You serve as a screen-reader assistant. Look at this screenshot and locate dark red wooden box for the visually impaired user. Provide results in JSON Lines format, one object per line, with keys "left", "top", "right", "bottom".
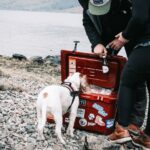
{"left": 48, "top": 50, "right": 126, "bottom": 135}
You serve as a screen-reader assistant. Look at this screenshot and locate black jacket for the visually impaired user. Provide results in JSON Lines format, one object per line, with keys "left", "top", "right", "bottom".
{"left": 78, "top": 0, "right": 132, "bottom": 50}
{"left": 79, "top": 0, "right": 150, "bottom": 50}
{"left": 122, "top": 0, "right": 150, "bottom": 44}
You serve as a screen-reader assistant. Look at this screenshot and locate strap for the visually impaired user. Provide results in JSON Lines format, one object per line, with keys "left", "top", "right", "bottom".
{"left": 66, "top": 93, "right": 77, "bottom": 113}
{"left": 61, "top": 82, "right": 74, "bottom": 93}
{"left": 61, "top": 82, "right": 80, "bottom": 112}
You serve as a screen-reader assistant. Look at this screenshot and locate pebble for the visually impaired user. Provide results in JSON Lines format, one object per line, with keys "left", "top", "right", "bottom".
{"left": 25, "top": 125, "right": 35, "bottom": 133}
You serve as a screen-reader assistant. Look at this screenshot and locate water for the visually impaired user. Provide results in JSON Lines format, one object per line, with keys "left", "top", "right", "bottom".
{"left": 0, "top": 10, "right": 126, "bottom": 58}
{"left": 0, "top": 10, "right": 91, "bottom": 57}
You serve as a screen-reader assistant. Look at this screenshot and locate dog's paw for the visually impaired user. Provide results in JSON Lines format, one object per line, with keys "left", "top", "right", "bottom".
{"left": 60, "top": 139, "right": 66, "bottom": 145}
{"left": 70, "top": 133, "right": 74, "bottom": 138}
{"left": 37, "top": 134, "right": 45, "bottom": 141}
{"left": 66, "top": 128, "right": 70, "bottom": 135}
{"left": 66, "top": 128, "right": 74, "bottom": 137}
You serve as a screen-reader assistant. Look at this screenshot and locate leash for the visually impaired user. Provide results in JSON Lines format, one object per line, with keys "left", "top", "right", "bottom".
{"left": 61, "top": 82, "right": 80, "bottom": 112}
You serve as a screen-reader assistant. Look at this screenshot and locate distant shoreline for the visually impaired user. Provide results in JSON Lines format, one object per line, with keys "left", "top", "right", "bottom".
{"left": 0, "top": 0, "right": 80, "bottom": 13}
{"left": 0, "top": 6, "right": 82, "bottom": 14}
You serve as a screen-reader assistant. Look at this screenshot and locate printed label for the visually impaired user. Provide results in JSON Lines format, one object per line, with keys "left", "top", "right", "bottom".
{"left": 69, "top": 68, "right": 76, "bottom": 74}
{"left": 47, "top": 114, "right": 54, "bottom": 120}
{"left": 69, "top": 58, "right": 76, "bottom": 75}
{"left": 87, "top": 122, "right": 96, "bottom": 126}
{"left": 79, "top": 119, "right": 87, "bottom": 127}
{"left": 80, "top": 99, "right": 86, "bottom": 106}
{"left": 106, "top": 119, "right": 115, "bottom": 128}
{"left": 65, "top": 118, "right": 69, "bottom": 123}
{"left": 88, "top": 113, "right": 95, "bottom": 121}
{"left": 92, "top": 103, "right": 108, "bottom": 117}
{"left": 69, "top": 58, "right": 76, "bottom": 68}
{"left": 77, "top": 108, "right": 85, "bottom": 118}
{"left": 95, "top": 115, "right": 105, "bottom": 126}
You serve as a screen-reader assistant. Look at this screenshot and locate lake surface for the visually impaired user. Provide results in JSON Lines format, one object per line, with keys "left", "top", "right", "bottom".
{"left": 0, "top": 10, "right": 126, "bottom": 58}
{"left": 0, "top": 10, "right": 91, "bottom": 57}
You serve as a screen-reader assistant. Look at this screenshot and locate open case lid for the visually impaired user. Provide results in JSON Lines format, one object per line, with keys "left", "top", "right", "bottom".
{"left": 61, "top": 50, "right": 126, "bottom": 90}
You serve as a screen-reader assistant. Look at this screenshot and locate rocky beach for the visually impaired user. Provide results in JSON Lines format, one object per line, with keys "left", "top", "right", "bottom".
{"left": 0, "top": 54, "right": 145, "bottom": 150}
{"left": 0, "top": 55, "right": 106, "bottom": 150}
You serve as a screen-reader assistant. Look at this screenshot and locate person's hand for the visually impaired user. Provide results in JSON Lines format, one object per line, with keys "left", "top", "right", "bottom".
{"left": 108, "top": 38, "right": 124, "bottom": 50}
{"left": 93, "top": 44, "right": 107, "bottom": 57}
{"left": 109, "top": 32, "right": 129, "bottom": 50}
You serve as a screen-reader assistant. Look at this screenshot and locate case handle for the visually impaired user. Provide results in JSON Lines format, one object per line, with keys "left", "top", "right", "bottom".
{"left": 106, "top": 45, "right": 118, "bottom": 56}
{"left": 73, "top": 41, "right": 80, "bottom": 52}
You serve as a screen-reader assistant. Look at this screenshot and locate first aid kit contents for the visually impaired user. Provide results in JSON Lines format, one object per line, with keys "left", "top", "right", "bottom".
{"left": 89, "top": 85, "right": 113, "bottom": 95}
{"left": 48, "top": 50, "right": 126, "bottom": 135}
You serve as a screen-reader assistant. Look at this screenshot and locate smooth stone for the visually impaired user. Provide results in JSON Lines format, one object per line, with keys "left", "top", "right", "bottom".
{"left": 12, "top": 54, "right": 27, "bottom": 61}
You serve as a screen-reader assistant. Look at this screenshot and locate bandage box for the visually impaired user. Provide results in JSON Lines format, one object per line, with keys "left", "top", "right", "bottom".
{"left": 47, "top": 50, "right": 126, "bottom": 135}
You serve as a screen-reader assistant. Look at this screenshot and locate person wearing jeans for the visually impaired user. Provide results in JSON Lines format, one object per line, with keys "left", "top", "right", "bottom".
{"left": 108, "top": 0, "right": 150, "bottom": 149}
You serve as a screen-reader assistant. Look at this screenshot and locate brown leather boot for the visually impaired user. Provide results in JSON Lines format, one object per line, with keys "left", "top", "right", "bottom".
{"left": 132, "top": 133, "right": 150, "bottom": 150}
{"left": 108, "top": 123, "right": 132, "bottom": 144}
{"left": 128, "top": 123, "right": 143, "bottom": 136}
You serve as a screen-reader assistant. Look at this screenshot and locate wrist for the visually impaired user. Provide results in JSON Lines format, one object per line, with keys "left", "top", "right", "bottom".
{"left": 93, "top": 43, "right": 102, "bottom": 53}
{"left": 119, "top": 33, "right": 129, "bottom": 44}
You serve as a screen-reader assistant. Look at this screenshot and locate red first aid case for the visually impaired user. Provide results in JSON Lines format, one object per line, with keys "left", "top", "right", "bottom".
{"left": 48, "top": 50, "right": 126, "bottom": 135}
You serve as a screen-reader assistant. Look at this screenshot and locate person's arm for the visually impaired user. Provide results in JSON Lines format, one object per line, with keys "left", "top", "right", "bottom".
{"left": 78, "top": 0, "right": 103, "bottom": 50}
{"left": 78, "top": 0, "right": 107, "bottom": 56}
{"left": 82, "top": 9, "right": 103, "bottom": 51}
{"left": 83, "top": 10, "right": 107, "bottom": 56}
{"left": 122, "top": 0, "right": 150, "bottom": 40}
{"left": 109, "top": 0, "right": 150, "bottom": 50}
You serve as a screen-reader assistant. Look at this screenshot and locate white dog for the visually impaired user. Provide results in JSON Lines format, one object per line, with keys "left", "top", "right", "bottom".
{"left": 36, "top": 72, "right": 88, "bottom": 144}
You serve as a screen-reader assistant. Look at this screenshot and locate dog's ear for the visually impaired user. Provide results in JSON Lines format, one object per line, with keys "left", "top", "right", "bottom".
{"left": 79, "top": 73, "right": 83, "bottom": 78}
{"left": 80, "top": 73, "right": 87, "bottom": 80}
{"left": 79, "top": 73, "right": 86, "bottom": 78}
{"left": 64, "top": 73, "right": 75, "bottom": 82}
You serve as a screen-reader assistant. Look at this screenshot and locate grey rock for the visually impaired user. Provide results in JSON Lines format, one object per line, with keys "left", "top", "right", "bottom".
{"left": 103, "top": 144, "right": 121, "bottom": 150}
{"left": 25, "top": 125, "right": 35, "bottom": 133}
{"left": 0, "top": 117, "right": 4, "bottom": 123}
{"left": 52, "top": 55, "right": 60, "bottom": 65}
{"left": 0, "top": 142, "right": 5, "bottom": 150}
{"left": 0, "top": 112, "right": 3, "bottom": 118}
{"left": 14, "top": 145, "right": 25, "bottom": 150}
{"left": 27, "top": 137, "right": 36, "bottom": 143}
{"left": 26, "top": 143, "right": 36, "bottom": 150}
{"left": 44, "top": 55, "right": 54, "bottom": 61}
{"left": 123, "top": 141, "right": 141, "bottom": 149}
{"left": 30, "top": 56, "right": 44, "bottom": 64}
{"left": 44, "top": 55, "right": 60, "bottom": 66}
{"left": 47, "top": 147, "right": 53, "bottom": 150}
{"left": 30, "top": 134, "right": 37, "bottom": 139}
{"left": 12, "top": 54, "right": 27, "bottom": 61}
{"left": 2, "top": 111, "right": 7, "bottom": 116}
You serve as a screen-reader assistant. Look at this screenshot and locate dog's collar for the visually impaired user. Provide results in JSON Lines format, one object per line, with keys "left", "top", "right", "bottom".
{"left": 61, "top": 82, "right": 80, "bottom": 112}
{"left": 61, "top": 82, "right": 80, "bottom": 96}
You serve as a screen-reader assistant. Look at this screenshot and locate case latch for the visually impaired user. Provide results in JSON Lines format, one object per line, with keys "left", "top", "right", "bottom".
{"left": 102, "top": 56, "right": 109, "bottom": 74}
